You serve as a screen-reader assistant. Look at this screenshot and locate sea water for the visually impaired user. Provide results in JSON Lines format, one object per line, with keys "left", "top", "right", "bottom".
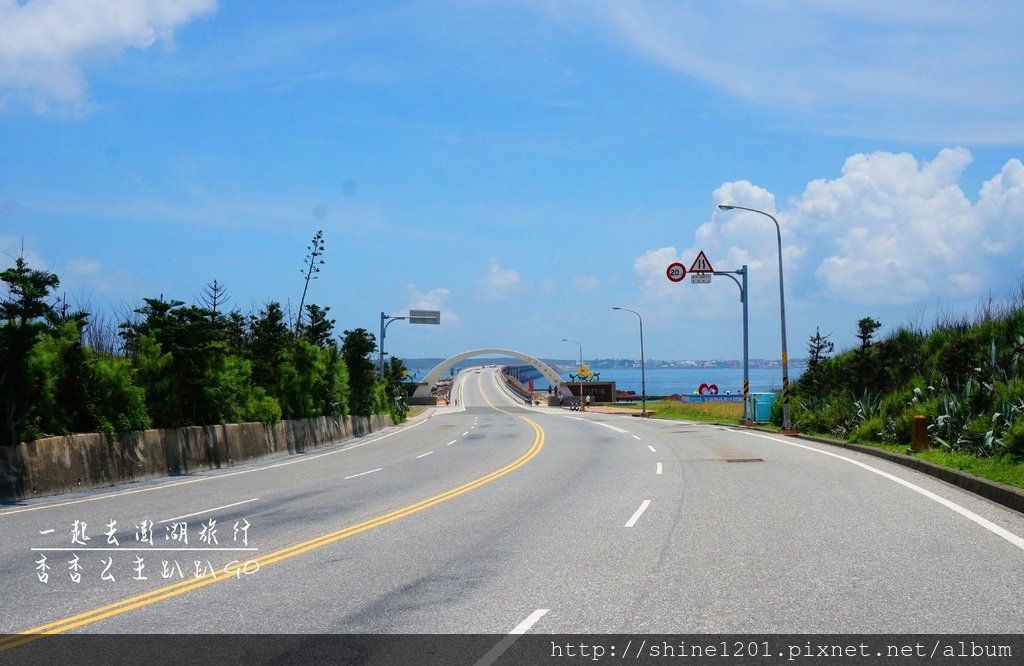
{"left": 556, "top": 366, "right": 804, "bottom": 396}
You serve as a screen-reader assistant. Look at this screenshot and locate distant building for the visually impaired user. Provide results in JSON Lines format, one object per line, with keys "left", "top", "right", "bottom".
{"left": 563, "top": 381, "right": 616, "bottom": 404}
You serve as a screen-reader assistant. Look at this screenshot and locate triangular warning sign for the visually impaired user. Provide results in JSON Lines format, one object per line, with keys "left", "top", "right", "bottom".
{"left": 689, "top": 250, "right": 714, "bottom": 274}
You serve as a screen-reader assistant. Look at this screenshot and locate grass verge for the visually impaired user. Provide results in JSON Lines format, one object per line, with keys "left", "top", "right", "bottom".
{"left": 845, "top": 440, "right": 1024, "bottom": 490}
{"left": 609, "top": 400, "right": 744, "bottom": 424}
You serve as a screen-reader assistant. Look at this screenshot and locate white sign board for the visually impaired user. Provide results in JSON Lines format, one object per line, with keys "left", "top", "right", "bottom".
{"left": 691, "top": 273, "right": 711, "bottom": 284}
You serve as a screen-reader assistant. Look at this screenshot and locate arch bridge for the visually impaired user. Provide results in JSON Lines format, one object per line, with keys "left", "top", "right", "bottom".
{"left": 411, "top": 348, "right": 570, "bottom": 399}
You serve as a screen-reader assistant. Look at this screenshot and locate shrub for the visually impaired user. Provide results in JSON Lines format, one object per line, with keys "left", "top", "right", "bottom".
{"left": 92, "top": 355, "right": 150, "bottom": 434}
{"left": 1004, "top": 419, "right": 1024, "bottom": 459}
{"left": 850, "top": 416, "right": 885, "bottom": 444}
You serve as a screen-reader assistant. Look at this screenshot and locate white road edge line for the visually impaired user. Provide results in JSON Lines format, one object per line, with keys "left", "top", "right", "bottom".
{"left": 732, "top": 428, "right": 1024, "bottom": 552}
{"left": 158, "top": 497, "right": 260, "bottom": 524}
{"left": 343, "top": 468, "right": 382, "bottom": 480}
{"left": 416, "top": 451, "right": 434, "bottom": 459}
{"left": 656, "top": 462, "right": 663, "bottom": 475}
{"left": 565, "top": 415, "right": 630, "bottom": 434}
{"left": 474, "top": 609, "right": 550, "bottom": 666}
{"left": 624, "top": 499, "right": 652, "bottom": 528}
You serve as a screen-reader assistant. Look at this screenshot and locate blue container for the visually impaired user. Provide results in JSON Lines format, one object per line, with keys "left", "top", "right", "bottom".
{"left": 751, "top": 393, "right": 777, "bottom": 423}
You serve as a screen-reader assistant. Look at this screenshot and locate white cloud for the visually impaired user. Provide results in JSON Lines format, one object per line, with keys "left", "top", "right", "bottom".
{"left": 641, "top": 148, "right": 1024, "bottom": 311}
{"left": 632, "top": 243, "right": 754, "bottom": 325}
{"left": 584, "top": 1, "right": 1024, "bottom": 142}
{"left": 977, "top": 158, "right": 1024, "bottom": 254}
{"left": 0, "top": 0, "right": 217, "bottom": 113}
{"left": 633, "top": 246, "right": 685, "bottom": 302}
{"left": 799, "top": 149, "right": 981, "bottom": 304}
{"left": 405, "top": 283, "right": 457, "bottom": 325}
{"left": 475, "top": 257, "right": 521, "bottom": 302}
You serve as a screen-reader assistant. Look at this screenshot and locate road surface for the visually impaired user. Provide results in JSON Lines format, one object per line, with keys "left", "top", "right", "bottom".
{"left": 2, "top": 366, "right": 1023, "bottom": 660}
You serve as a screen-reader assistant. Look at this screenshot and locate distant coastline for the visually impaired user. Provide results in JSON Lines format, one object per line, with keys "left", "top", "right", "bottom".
{"left": 404, "top": 356, "right": 807, "bottom": 371}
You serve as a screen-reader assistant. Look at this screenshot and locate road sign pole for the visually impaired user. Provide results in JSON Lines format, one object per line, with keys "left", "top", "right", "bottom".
{"left": 711, "top": 266, "right": 750, "bottom": 421}
{"left": 379, "top": 309, "right": 441, "bottom": 376}
{"left": 718, "top": 204, "right": 793, "bottom": 431}
{"left": 380, "top": 312, "right": 406, "bottom": 377}
{"left": 741, "top": 265, "right": 750, "bottom": 422}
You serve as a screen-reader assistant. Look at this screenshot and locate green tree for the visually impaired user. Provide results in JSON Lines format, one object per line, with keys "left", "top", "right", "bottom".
{"left": 301, "top": 304, "right": 335, "bottom": 348}
{"left": 800, "top": 326, "right": 835, "bottom": 397}
{"left": 0, "top": 257, "right": 59, "bottom": 328}
{"left": 27, "top": 320, "right": 98, "bottom": 437}
{"left": 382, "top": 356, "right": 409, "bottom": 422}
{"left": 91, "top": 354, "right": 151, "bottom": 436}
{"left": 856, "top": 317, "right": 882, "bottom": 350}
{"left": 342, "top": 328, "right": 377, "bottom": 417}
{"left": 1, "top": 257, "right": 61, "bottom": 445}
{"left": 121, "top": 297, "right": 251, "bottom": 426}
{"left": 247, "top": 302, "right": 291, "bottom": 391}
{"left": 321, "top": 343, "right": 350, "bottom": 417}
{"left": 129, "top": 332, "right": 178, "bottom": 427}
{"left": 850, "top": 317, "right": 883, "bottom": 394}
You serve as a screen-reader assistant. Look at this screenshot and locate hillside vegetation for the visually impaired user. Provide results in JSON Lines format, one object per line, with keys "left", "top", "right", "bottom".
{"left": 784, "top": 297, "right": 1024, "bottom": 463}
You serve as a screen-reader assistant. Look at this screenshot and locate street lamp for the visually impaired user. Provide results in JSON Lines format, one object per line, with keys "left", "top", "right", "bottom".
{"left": 379, "top": 309, "right": 441, "bottom": 377}
{"left": 562, "top": 337, "right": 584, "bottom": 411}
{"left": 717, "top": 204, "right": 794, "bottom": 431}
{"left": 612, "top": 307, "right": 647, "bottom": 416}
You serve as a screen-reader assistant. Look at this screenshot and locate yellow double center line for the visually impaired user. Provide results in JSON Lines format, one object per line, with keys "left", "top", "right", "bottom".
{"left": 1, "top": 416, "right": 545, "bottom": 651}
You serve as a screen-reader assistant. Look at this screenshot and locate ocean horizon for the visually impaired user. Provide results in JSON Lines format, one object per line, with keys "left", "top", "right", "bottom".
{"left": 406, "top": 362, "right": 803, "bottom": 396}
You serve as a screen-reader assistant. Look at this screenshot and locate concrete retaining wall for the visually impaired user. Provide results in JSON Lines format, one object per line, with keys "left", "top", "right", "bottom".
{"left": 0, "top": 414, "right": 392, "bottom": 501}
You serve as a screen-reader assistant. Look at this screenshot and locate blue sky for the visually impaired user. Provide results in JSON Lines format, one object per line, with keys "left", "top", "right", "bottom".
{"left": 3, "top": 1, "right": 1024, "bottom": 363}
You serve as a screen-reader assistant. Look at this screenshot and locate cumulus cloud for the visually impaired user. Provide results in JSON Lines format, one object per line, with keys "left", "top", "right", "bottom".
{"left": 976, "top": 159, "right": 1024, "bottom": 254}
{"left": 799, "top": 148, "right": 981, "bottom": 304}
{"left": 405, "top": 283, "right": 457, "bottom": 325}
{"left": 0, "top": 0, "right": 217, "bottom": 113}
{"left": 636, "top": 148, "right": 1024, "bottom": 310}
{"left": 633, "top": 246, "right": 685, "bottom": 302}
{"left": 475, "top": 258, "right": 521, "bottom": 302}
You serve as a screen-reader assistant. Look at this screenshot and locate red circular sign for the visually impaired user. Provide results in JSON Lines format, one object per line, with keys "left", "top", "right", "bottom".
{"left": 666, "top": 262, "right": 687, "bottom": 282}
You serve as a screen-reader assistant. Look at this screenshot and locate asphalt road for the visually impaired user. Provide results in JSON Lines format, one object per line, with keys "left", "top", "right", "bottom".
{"left": 2, "top": 366, "right": 1024, "bottom": 654}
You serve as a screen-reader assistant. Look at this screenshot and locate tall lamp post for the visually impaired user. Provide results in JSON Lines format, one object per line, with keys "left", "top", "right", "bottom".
{"left": 379, "top": 309, "right": 441, "bottom": 377}
{"left": 379, "top": 312, "right": 406, "bottom": 377}
{"left": 612, "top": 306, "right": 647, "bottom": 416}
{"left": 562, "top": 337, "right": 584, "bottom": 411}
{"left": 717, "top": 204, "right": 794, "bottom": 431}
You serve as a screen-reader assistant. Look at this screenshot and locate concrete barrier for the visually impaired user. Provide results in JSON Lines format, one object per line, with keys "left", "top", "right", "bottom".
{"left": 115, "top": 429, "right": 170, "bottom": 484}
{"left": 0, "top": 413, "right": 394, "bottom": 501}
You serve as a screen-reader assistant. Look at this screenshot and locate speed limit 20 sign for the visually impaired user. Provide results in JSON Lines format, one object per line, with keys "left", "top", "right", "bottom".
{"left": 666, "top": 262, "right": 687, "bottom": 282}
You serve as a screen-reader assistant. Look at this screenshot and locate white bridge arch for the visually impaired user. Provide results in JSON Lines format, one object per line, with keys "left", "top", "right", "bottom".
{"left": 411, "top": 348, "right": 570, "bottom": 399}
